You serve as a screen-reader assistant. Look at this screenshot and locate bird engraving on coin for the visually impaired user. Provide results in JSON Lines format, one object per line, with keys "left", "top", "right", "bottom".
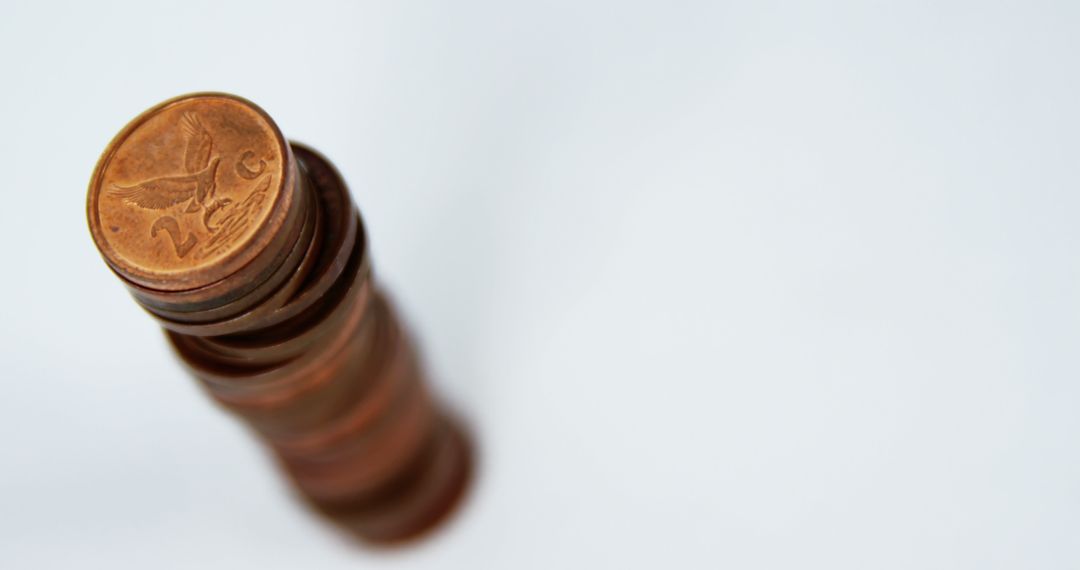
{"left": 108, "top": 112, "right": 272, "bottom": 259}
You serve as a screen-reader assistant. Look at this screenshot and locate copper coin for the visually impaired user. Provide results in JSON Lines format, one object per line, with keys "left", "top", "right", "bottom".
{"left": 279, "top": 350, "right": 436, "bottom": 502}
{"left": 170, "top": 266, "right": 380, "bottom": 429}
{"left": 120, "top": 157, "right": 307, "bottom": 314}
{"left": 146, "top": 180, "right": 320, "bottom": 326}
{"left": 238, "top": 145, "right": 361, "bottom": 333}
{"left": 315, "top": 416, "right": 472, "bottom": 543}
{"left": 278, "top": 328, "right": 438, "bottom": 500}
{"left": 188, "top": 221, "right": 368, "bottom": 368}
{"left": 88, "top": 93, "right": 299, "bottom": 294}
{"left": 183, "top": 264, "right": 367, "bottom": 369}
{"left": 267, "top": 305, "right": 415, "bottom": 456}
{"left": 188, "top": 310, "right": 379, "bottom": 436}
{"left": 167, "top": 231, "right": 372, "bottom": 381}
{"left": 172, "top": 285, "right": 380, "bottom": 436}
{"left": 282, "top": 386, "right": 436, "bottom": 505}
{"left": 146, "top": 150, "right": 361, "bottom": 336}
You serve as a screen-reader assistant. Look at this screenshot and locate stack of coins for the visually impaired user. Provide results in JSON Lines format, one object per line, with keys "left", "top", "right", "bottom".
{"left": 86, "top": 93, "right": 470, "bottom": 543}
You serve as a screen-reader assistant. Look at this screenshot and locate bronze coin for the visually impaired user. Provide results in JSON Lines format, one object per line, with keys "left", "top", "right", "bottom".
{"left": 170, "top": 265, "right": 380, "bottom": 426}
{"left": 237, "top": 145, "right": 361, "bottom": 334}
{"left": 314, "top": 416, "right": 472, "bottom": 543}
{"left": 88, "top": 93, "right": 298, "bottom": 293}
{"left": 167, "top": 229, "right": 372, "bottom": 377}
{"left": 280, "top": 365, "right": 436, "bottom": 503}
{"left": 146, "top": 179, "right": 320, "bottom": 326}
{"left": 146, "top": 150, "right": 361, "bottom": 336}
{"left": 267, "top": 308, "right": 414, "bottom": 456}
{"left": 183, "top": 265, "right": 367, "bottom": 369}
{"left": 175, "top": 287, "right": 380, "bottom": 437}
{"left": 120, "top": 157, "right": 308, "bottom": 314}
{"left": 148, "top": 179, "right": 321, "bottom": 329}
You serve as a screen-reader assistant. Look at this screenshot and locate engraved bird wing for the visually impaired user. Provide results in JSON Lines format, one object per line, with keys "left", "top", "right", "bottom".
{"left": 109, "top": 175, "right": 198, "bottom": 210}
{"left": 180, "top": 112, "right": 212, "bottom": 174}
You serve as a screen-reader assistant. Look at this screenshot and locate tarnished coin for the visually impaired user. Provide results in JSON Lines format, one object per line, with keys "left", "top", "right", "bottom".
{"left": 88, "top": 93, "right": 296, "bottom": 292}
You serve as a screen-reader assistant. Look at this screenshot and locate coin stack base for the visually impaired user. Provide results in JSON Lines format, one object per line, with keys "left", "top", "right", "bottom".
{"left": 87, "top": 93, "right": 471, "bottom": 544}
{"left": 307, "top": 417, "right": 473, "bottom": 543}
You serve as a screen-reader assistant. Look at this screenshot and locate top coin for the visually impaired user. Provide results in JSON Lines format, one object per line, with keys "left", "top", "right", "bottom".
{"left": 88, "top": 93, "right": 291, "bottom": 291}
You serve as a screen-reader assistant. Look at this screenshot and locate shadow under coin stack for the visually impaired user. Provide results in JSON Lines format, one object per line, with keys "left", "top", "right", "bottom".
{"left": 86, "top": 93, "right": 470, "bottom": 543}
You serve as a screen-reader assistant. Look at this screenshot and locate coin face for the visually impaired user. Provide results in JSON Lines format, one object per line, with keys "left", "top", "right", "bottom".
{"left": 88, "top": 93, "right": 289, "bottom": 291}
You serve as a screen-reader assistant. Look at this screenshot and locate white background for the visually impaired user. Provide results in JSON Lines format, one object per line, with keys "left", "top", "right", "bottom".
{"left": 1, "top": 1, "right": 1078, "bottom": 568}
